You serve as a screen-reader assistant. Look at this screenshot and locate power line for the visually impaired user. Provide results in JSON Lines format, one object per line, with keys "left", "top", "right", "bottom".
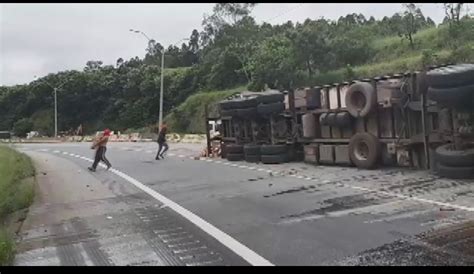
{"left": 263, "top": 4, "right": 305, "bottom": 23}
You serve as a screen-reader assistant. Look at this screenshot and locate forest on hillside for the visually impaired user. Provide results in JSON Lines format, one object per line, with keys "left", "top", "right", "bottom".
{"left": 1, "top": 3, "right": 472, "bottom": 136}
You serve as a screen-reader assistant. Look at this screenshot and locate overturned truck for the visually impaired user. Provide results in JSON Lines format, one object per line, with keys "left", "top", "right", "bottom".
{"left": 213, "top": 64, "right": 474, "bottom": 179}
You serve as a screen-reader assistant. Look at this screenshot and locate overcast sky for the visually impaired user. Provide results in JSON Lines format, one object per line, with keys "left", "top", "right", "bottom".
{"left": 0, "top": 3, "right": 469, "bottom": 86}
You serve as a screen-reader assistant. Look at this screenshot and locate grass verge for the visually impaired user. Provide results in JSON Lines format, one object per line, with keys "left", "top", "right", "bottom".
{"left": 0, "top": 145, "right": 35, "bottom": 265}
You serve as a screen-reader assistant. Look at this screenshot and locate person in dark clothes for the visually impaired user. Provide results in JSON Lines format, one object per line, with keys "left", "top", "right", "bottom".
{"left": 156, "top": 124, "right": 169, "bottom": 160}
{"left": 88, "top": 128, "right": 112, "bottom": 171}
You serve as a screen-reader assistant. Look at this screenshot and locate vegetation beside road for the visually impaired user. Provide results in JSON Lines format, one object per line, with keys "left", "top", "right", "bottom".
{"left": 0, "top": 3, "right": 472, "bottom": 134}
{"left": 0, "top": 146, "right": 35, "bottom": 265}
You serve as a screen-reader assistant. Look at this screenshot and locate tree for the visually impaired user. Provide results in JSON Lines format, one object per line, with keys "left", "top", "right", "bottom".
{"left": 398, "top": 3, "right": 424, "bottom": 49}
{"left": 444, "top": 3, "right": 464, "bottom": 25}
{"left": 13, "top": 118, "right": 33, "bottom": 137}
{"left": 84, "top": 60, "right": 103, "bottom": 71}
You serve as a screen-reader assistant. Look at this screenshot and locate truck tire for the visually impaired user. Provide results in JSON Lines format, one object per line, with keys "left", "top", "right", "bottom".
{"left": 245, "top": 155, "right": 260, "bottom": 163}
{"left": 235, "top": 107, "right": 257, "bottom": 118}
{"left": 220, "top": 109, "right": 237, "bottom": 117}
{"left": 219, "top": 100, "right": 238, "bottom": 110}
{"left": 260, "top": 144, "right": 287, "bottom": 155}
{"left": 325, "top": 113, "right": 337, "bottom": 127}
{"left": 226, "top": 144, "right": 244, "bottom": 154}
{"left": 255, "top": 93, "right": 285, "bottom": 104}
{"left": 235, "top": 97, "right": 259, "bottom": 108}
{"left": 427, "top": 83, "right": 474, "bottom": 110}
{"left": 244, "top": 144, "right": 261, "bottom": 155}
{"left": 261, "top": 153, "right": 288, "bottom": 164}
{"left": 349, "top": 133, "right": 381, "bottom": 169}
{"left": 435, "top": 144, "right": 474, "bottom": 167}
{"left": 437, "top": 163, "right": 474, "bottom": 179}
{"left": 427, "top": 64, "right": 474, "bottom": 88}
{"left": 319, "top": 113, "right": 329, "bottom": 126}
{"left": 257, "top": 102, "right": 285, "bottom": 115}
{"left": 336, "top": 111, "right": 352, "bottom": 128}
{"left": 345, "top": 82, "right": 376, "bottom": 118}
{"left": 227, "top": 153, "right": 244, "bottom": 162}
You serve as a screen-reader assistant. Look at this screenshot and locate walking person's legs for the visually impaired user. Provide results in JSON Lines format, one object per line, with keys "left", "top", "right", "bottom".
{"left": 89, "top": 147, "right": 103, "bottom": 171}
{"left": 156, "top": 142, "right": 163, "bottom": 160}
{"left": 160, "top": 142, "right": 169, "bottom": 158}
{"left": 100, "top": 147, "right": 112, "bottom": 169}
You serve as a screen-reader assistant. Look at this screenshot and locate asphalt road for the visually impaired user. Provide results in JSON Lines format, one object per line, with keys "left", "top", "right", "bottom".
{"left": 11, "top": 142, "right": 474, "bottom": 266}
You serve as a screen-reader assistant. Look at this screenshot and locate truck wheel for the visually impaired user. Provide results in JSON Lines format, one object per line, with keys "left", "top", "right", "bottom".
{"left": 220, "top": 109, "right": 237, "bottom": 117}
{"left": 437, "top": 163, "right": 474, "bottom": 179}
{"left": 325, "top": 113, "right": 337, "bottom": 127}
{"left": 319, "top": 113, "right": 329, "bottom": 126}
{"left": 255, "top": 93, "right": 285, "bottom": 104}
{"left": 335, "top": 112, "right": 353, "bottom": 128}
{"left": 427, "top": 83, "right": 474, "bottom": 110}
{"left": 435, "top": 144, "right": 474, "bottom": 167}
{"left": 260, "top": 144, "right": 287, "bottom": 155}
{"left": 427, "top": 64, "right": 474, "bottom": 88}
{"left": 234, "top": 97, "right": 258, "bottom": 108}
{"left": 345, "top": 82, "right": 376, "bottom": 118}
{"left": 227, "top": 153, "right": 244, "bottom": 162}
{"left": 349, "top": 133, "right": 381, "bottom": 169}
{"left": 261, "top": 153, "right": 288, "bottom": 164}
{"left": 257, "top": 102, "right": 285, "bottom": 115}
{"left": 245, "top": 155, "right": 261, "bottom": 163}
{"left": 226, "top": 144, "right": 244, "bottom": 154}
{"left": 244, "top": 144, "right": 261, "bottom": 155}
{"left": 219, "top": 100, "right": 238, "bottom": 110}
{"left": 235, "top": 107, "right": 257, "bottom": 118}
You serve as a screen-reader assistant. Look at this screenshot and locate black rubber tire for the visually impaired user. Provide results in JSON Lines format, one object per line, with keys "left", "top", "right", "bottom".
{"left": 319, "top": 113, "right": 329, "bottom": 126}
{"left": 349, "top": 133, "right": 381, "bottom": 169}
{"left": 219, "top": 100, "right": 238, "bottom": 110}
{"left": 260, "top": 144, "right": 287, "bottom": 155}
{"left": 220, "top": 109, "right": 237, "bottom": 117}
{"left": 255, "top": 93, "right": 285, "bottom": 104}
{"left": 437, "top": 163, "right": 474, "bottom": 179}
{"left": 226, "top": 144, "right": 244, "bottom": 154}
{"left": 235, "top": 107, "right": 257, "bottom": 118}
{"left": 325, "top": 113, "right": 337, "bottom": 127}
{"left": 235, "top": 97, "right": 259, "bottom": 108}
{"left": 227, "top": 153, "right": 244, "bottom": 162}
{"left": 427, "top": 83, "right": 474, "bottom": 110}
{"left": 336, "top": 111, "right": 353, "bottom": 128}
{"left": 435, "top": 144, "right": 474, "bottom": 167}
{"left": 427, "top": 64, "right": 474, "bottom": 88}
{"left": 245, "top": 155, "right": 261, "bottom": 163}
{"left": 257, "top": 102, "right": 285, "bottom": 115}
{"left": 244, "top": 144, "right": 261, "bottom": 155}
{"left": 261, "top": 153, "right": 288, "bottom": 164}
{"left": 345, "top": 82, "right": 377, "bottom": 118}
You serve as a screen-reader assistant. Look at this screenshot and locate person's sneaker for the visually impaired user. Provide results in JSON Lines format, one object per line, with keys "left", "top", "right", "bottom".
{"left": 106, "top": 164, "right": 112, "bottom": 170}
{"left": 88, "top": 167, "right": 96, "bottom": 172}
{"left": 160, "top": 154, "right": 165, "bottom": 159}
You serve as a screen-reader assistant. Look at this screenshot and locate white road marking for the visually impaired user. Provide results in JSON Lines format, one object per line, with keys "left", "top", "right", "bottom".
{"left": 178, "top": 155, "right": 185, "bottom": 158}
{"left": 215, "top": 161, "right": 222, "bottom": 164}
{"left": 257, "top": 168, "right": 266, "bottom": 172}
{"left": 247, "top": 167, "right": 256, "bottom": 170}
{"left": 63, "top": 152, "right": 273, "bottom": 266}
{"left": 146, "top": 150, "right": 154, "bottom": 153}
{"left": 168, "top": 153, "right": 176, "bottom": 156}
{"left": 53, "top": 150, "right": 60, "bottom": 153}
{"left": 238, "top": 165, "right": 248, "bottom": 169}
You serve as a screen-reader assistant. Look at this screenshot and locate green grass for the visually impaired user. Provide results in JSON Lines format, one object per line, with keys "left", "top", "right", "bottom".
{"left": 0, "top": 145, "right": 35, "bottom": 265}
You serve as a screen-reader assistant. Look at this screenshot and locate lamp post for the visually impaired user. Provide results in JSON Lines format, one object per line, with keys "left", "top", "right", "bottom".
{"left": 34, "top": 76, "right": 68, "bottom": 138}
{"left": 129, "top": 29, "right": 188, "bottom": 127}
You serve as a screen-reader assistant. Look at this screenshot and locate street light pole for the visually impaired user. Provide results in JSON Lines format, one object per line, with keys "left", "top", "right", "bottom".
{"left": 129, "top": 29, "right": 188, "bottom": 127}
{"left": 159, "top": 49, "right": 165, "bottom": 127}
{"left": 34, "top": 76, "right": 67, "bottom": 138}
{"left": 54, "top": 87, "right": 58, "bottom": 138}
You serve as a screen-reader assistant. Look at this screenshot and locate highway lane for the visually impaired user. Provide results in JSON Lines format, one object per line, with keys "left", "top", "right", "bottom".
{"left": 13, "top": 142, "right": 474, "bottom": 265}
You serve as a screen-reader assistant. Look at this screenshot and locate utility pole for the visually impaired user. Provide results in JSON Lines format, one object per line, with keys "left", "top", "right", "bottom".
{"left": 129, "top": 29, "right": 188, "bottom": 127}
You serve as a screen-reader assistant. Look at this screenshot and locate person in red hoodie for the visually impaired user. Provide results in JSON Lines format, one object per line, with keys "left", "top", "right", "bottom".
{"left": 88, "top": 128, "right": 112, "bottom": 172}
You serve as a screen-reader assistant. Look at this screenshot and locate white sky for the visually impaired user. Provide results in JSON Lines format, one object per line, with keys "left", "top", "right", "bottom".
{"left": 0, "top": 3, "right": 468, "bottom": 86}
